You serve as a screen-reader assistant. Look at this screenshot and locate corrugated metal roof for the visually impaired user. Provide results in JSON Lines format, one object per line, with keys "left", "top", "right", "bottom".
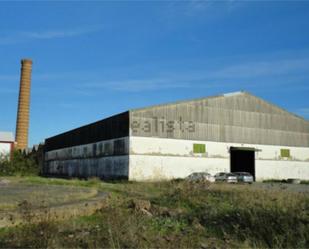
{"left": 130, "top": 92, "right": 309, "bottom": 147}
{"left": 129, "top": 91, "right": 236, "bottom": 112}
{"left": 0, "top": 131, "right": 14, "bottom": 142}
{"left": 130, "top": 91, "right": 308, "bottom": 122}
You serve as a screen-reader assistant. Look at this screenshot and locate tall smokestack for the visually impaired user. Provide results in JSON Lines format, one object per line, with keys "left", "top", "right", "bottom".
{"left": 15, "top": 59, "right": 32, "bottom": 150}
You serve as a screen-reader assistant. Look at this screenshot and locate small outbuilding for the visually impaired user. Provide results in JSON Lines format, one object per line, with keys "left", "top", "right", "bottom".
{"left": 43, "top": 92, "right": 309, "bottom": 181}
{"left": 0, "top": 132, "right": 15, "bottom": 160}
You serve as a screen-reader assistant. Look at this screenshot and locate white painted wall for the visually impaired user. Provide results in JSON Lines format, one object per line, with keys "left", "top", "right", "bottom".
{"left": 129, "top": 136, "right": 309, "bottom": 181}
{"left": 256, "top": 160, "right": 309, "bottom": 180}
{"left": 129, "top": 155, "right": 228, "bottom": 181}
{"left": 0, "top": 143, "right": 11, "bottom": 160}
{"left": 44, "top": 135, "right": 309, "bottom": 181}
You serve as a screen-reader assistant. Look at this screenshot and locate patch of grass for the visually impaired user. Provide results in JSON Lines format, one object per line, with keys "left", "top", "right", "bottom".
{"left": 148, "top": 216, "right": 188, "bottom": 234}
{"left": 0, "top": 199, "right": 59, "bottom": 248}
{"left": 0, "top": 178, "right": 308, "bottom": 248}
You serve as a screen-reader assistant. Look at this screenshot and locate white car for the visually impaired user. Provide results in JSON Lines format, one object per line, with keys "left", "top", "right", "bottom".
{"left": 186, "top": 172, "right": 215, "bottom": 182}
{"left": 214, "top": 172, "right": 238, "bottom": 183}
{"left": 233, "top": 172, "right": 254, "bottom": 184}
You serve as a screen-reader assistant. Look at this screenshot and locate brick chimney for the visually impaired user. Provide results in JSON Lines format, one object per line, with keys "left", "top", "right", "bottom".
{"left": 15, "top": 59, "right": 32, "bottom": 150}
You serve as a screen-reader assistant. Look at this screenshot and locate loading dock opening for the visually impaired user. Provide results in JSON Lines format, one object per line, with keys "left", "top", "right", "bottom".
{"left": 230, "top": 147, "right": 256, "bottom": 180}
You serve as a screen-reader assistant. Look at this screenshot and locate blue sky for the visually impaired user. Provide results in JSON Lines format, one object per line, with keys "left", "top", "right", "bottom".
{"left": 0, "top": 1, "right": 309, "bottom": 146}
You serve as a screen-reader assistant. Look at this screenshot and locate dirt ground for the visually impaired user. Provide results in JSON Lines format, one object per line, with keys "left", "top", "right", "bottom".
{"left": 253, "top": 182, "right": 309, "bottom": 193}
{"left": 0, "top": 181, "right": 98, "bottom": 211}
{"left": 0, "top": 178, "right": 107, "bottom": 228}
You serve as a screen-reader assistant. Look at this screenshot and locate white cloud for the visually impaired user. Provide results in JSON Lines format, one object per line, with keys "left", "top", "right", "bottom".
{"left": 80, "top": 78, "right": 191, "bottom": 92}
{"left": 0, "top": 25, "right": 102, "bottom": 45}
{"left": 296, "top": 108, "right": 309, "bottom": 118}
{"left": 185, "top": 1, "right": 215, "bottom": 15}
{"left": 210, "top": 58, "right": 309, "bottom": 79}
{"left": 3, "top": 52, "right": 308, "bottom": 94}
{"left": 163, "top": 0, "right": 243, "bottom": 23}
{"left": 83, "top": 56, "right": 309, "bottom": 92}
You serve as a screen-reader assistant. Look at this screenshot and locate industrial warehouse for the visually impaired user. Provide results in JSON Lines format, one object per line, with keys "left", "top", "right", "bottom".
{"left": 1, "top": 59, "right": 308, "bottom": 182}
{"left": 43, "top": 91, "right": 309, "bottom": 181}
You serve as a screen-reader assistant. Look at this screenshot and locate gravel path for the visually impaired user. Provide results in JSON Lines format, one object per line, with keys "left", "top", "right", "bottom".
{"left": 0, "top": 182, "right": 98, "bottom": 211}
{"left": 0, "top": 181, "right": 107, "bottom": 227}
{"left": 252, "top": 182, "right": 309, "bottom": 193}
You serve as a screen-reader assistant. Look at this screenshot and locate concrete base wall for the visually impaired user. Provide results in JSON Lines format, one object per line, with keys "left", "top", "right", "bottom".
{"left": 46, "top": 156, "right": 129, "bottom": 179}
{"left": 44, "top": 137, "right": 129, "bottom": 179}
{"left": 129, "top": 136, "right": 309, "bottom": 181}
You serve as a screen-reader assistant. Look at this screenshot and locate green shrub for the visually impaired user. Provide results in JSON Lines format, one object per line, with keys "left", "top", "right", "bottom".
{"left": 0, "top": 150, "right": 39, "bottom": 176}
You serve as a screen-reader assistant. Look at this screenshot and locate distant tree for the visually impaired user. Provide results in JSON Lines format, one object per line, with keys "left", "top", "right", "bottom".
{"left": 0, "top": 149, "right": 40, "bottom": 176}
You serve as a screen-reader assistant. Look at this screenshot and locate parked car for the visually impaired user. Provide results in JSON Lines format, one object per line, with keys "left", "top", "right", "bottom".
{"left": 233, "top": 172, "right": 254, "bottom": 184}
{"left": 214, "top": 172, "right": 238, "bottom": 183}
{"left": 186, "top": 172, "right": 215, "bottom": 182}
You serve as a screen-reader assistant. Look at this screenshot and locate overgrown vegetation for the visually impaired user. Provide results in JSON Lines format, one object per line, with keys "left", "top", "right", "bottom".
{"left": 0, "top": 177, "right": 308, "bottom": 248}
{"left": 0, "top": 150, "right": 40, "bottom": 176}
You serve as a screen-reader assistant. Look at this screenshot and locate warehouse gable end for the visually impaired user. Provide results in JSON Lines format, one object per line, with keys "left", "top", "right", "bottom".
{"left": 130, "top": 92, "right": 309, "bottom": 147}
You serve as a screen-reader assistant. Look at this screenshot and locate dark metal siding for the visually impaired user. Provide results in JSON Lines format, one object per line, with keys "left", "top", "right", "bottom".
{"left": 45, "top": 111, "right": 129, "bottom": 152}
